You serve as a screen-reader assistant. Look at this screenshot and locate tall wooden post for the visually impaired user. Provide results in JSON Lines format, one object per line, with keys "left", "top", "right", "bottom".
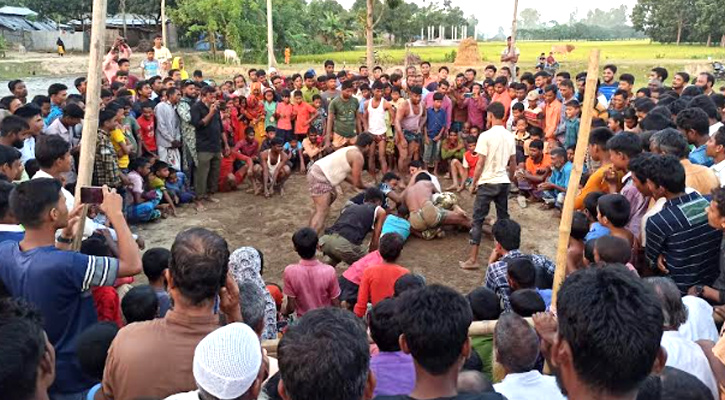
{"left": 161, "top": 0, "right": 167, "bottom": 46}
{"left": 72, "top": 0, "right": 108, "bottom": 248}
{"left": 509, "top": 0, "right": 519, "bottom": 82}
{"left": 551, "top": 49, "right": 601, "bottom": 306}
{"left": 267, "top": 0, "right": 277, "bottom": 69}
{"left": 120, "top": 0, "right": 127, "bottom": 38}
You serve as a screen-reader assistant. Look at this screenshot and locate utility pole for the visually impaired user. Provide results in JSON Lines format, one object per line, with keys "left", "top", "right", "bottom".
{"left": 161, "top": 0, "right": 167, "bottom": 46}
{"left": 267, "top": 0, "right": 278, "bottom": 69}
{"left": 120, "top": 0, "right": 127, "bottom": 38}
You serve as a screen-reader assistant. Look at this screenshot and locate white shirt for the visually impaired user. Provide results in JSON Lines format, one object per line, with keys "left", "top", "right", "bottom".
{"left": 165, "top": 390, "right": 199, "bottom": 400}
{"left": 640, "top": 187, "right": 696, "bottom": 245}
{"left": 20, "top": 136, "right": 35, "bottom": 164}
{"left": 709, "top": 121, "right": 723, "bottom": 136}
{"left": 493, "top": 370, "right": 566, "bottom": 400}
{"left": 474, "top": 125, "right": 516, "bottom": 185}
{"left": 710, "top": 159, "right": 725, "bottom": 187}
{"left": 660, "top": 330, "right": 718, "bottom": 399}
{"left": 679, "top": 296, "right": 719, "bottom": 342}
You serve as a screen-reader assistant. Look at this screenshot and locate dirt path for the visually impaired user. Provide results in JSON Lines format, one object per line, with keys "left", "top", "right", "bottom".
{"left": 134, "top": 174, "right": 560, "bottom": 294}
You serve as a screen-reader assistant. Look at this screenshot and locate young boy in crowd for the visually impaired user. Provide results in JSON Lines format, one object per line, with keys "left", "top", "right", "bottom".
{"left": 292, "top": 90, "right": 318, "bottom": 141}
{"left": 597, "top": 194, "right": 634, "bottom": 258}
{"left": 567, "top": 212, "right": 589, "bottom": 274}
{"left": 121, "top": 285, "right": 159, "bottom": 323}
{"left": 575, "top": 128, "right": 617, "bottom": 210}
{"left": 514, "top": 139, "right": 550, "bottom": 203}
{"left": 149, "top": 160, "right": 176, "bottom": 217}
{"left": 424, "top": 92, "right": 447, "bottom": 175}
{"left": 282, "top": 227, "right": 340, "bottom": 317}
{"left": 302, "top": 127, "right": 323, "bottom": 166}
{"left": 466, "top": 287, "right": 501, "bottom": 381}
{"left": 593, "top": 235, "right": 639, "bottom": 275}
{"left": 583, "top": 191, "right": 610, "bottom": 242}
{"left": 509, "top": 289, "right": 546, "bottom": 317}
{"left": 219, "top": 140, "right": 251, "bottom": 192}
{"left": 538, "top": 147, "right": 571, "bottom": 209}
{"left": 142, "top": 247, "right": 172, "bottom": 317}
{"left": 283, "top": 136, "right": 305, "bottom": 173}
{"left": 509, "top": 102, "right": 525, "bottom": 131}
{"left": 563, "top": 99, "right": 581, "bottom": 148}
{"left": 165, "top": 168, "right": 195, "bottom": 205}
{"left": 507, "top": 257, "right": 552, "bottom": 309}
{"left": 260, "top": 126, "right": 277, "bottom": 152}
{"left": 449, "top": 136, "right": 478, "bottom": 192}
{"left": 137, "top": 101, "right": 157, "bottom": 157}
{"left": 127, "top": 157, "right": 162, "bottom": 222}
{"left": 606, "top": 132, "right": 648, "bottom": 237}
{"left": 76, "top": 322, "right": 119, "bottom": 400}
{"left": 80, "top": 234, "right": 123, "bottom": 327}
{"left": 354, "top": 233, "right": 409, "bottom": 317}
{"left": 311, "top": 94, "right": 327, "bottom": 138}
{"left": 513, "top": 117, "right": 530, "bottom": 164}
{"left": 369, "top": 298, "right": 416, "bottom": 397}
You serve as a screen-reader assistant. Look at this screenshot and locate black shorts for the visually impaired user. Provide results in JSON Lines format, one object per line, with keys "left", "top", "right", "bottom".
{"left": 338, "top": 275, "right": 359, "bottom": 304}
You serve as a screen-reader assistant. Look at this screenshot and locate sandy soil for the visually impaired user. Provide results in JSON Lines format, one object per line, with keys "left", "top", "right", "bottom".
{"left": 134, "top": 174, "right": 560, "bottom": 294}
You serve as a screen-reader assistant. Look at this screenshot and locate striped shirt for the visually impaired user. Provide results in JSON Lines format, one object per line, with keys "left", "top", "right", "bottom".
{"left": 645, "top": 192, "right": 722, "bottom": 293}
{"left": 484, "top": 249, "right": 556, "bottom": 312}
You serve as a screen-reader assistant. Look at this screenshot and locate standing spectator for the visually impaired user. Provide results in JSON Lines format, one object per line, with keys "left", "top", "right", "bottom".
{"left": 325, "top": 80, "right": 359, "bottom": 150}
{"left": 460, "top": 102, "right": 516, "bottom": 270}
{"left": 574, "top": 128, "right": 616, "bottom": 210}
{"left": 424, "top": 81, "right": 453, "bottom": 129}
{"left": 605, "top": 132, "right": 649, "bottom": 237}
{"left": 543, "top": 85, "right": 562, "bottom": 143}
{"left": 493, "top": 313, "right": 565, "bottom": 399}
{"left": 229, "top": 247, "right": 278, "bottom": 340}
{"left": 14, "top": 105, "right": 45, "bottom": 165}
{"left": 177, "top": 80, "right": 199, "bottom": 178}
{"left": 155, "top": 87, "right": 182, "bottom": 170}
{"left": 707, "top": 126, "right": 725, "bottom": 185}
{"left": 650, "top": 128, "right": 718, "bottom": 196}
{"left": 152, "top": 34, "right": 172, "bottom": 67}
{"left": 8, "top": 79, "right": 28, "bottom": 104}
{"left": 677, "top": 107, "right": 713, "bottom": 167}
{"left": 102, "top": 38, "right": 132, "bottom": 84}
{"left": 500, "top": 36, "right": 520, "bottom": 79}
{"left": 282, "top": 227, "right": 340, "bottom": 317}
{"left": 92, "top": 110, "right": 124, "bottom": 189}
{"left": 644, "top": 155, "right": 721, "bottom": 293}
{"left": 137, "top": 101, "right": 157, "bottom": 156}
{"left": 102, "top": 228, "right": 240, "bottom": 400}
{"left": 45, "top": 83, "right": 68, "bottom": 126}
{"left": 387, "top": 285, "right": 505, "bottom": 400}
{"left": 534, "top": 267, "right": 665, "bottom": 400}
{"left": 0, "top": 179, "right": 140, "bottom": 400}
{"left": 140, "top": 49, "right": 160, "bottom": 80}
{"left": 191, "top": 86, "right": 229, "bottom": 202}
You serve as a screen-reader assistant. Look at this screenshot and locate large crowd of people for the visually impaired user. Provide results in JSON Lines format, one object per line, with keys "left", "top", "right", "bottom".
{"left": 2, "top": 33, "right": 725, "bottom": 400}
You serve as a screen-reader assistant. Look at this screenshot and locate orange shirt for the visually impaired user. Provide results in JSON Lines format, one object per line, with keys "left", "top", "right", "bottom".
{"left": 544, "top": 100, "right": 562, "bottom": 139}
{"left": 293, "top": 101, "right": 317, "bottom": 135}
{"left": 525, "top": 153, "right": 551, "bottom": 175}
{"left": 354, "top": 263, "right": 409, "bottom": 317}
{"left": 492, "top": 91, "right": 513, "bottom": 121}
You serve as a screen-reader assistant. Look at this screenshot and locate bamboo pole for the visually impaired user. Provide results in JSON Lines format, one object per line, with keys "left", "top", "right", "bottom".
{"left": 161, "top": 0, "right": 167, "bottom": 47}
{"left": 72, "top": 0, "right": 108, "bottom": 249}
{"left": 551, "top": 49, "right": 601, "bottom": 307}
{"left": 267, "top": 0, "right": 278, "bottom": 69}
{"left": 509, "top": 0, "right": 518, "bottom": 81}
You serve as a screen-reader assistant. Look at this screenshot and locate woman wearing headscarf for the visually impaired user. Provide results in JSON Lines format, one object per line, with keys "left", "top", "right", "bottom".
{"left": 171, "top": 56, "right": 189, "bottom": 80}
{"left": 245, "top": 83, "right": 266, "bottom": 145}
{"left": 228, "top": 246, "right": 278, "bottom": 340}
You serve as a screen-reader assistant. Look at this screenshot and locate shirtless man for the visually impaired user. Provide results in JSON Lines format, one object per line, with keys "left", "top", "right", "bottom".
{"left": 308, "top": 132, "right": 374, "bottom": 233}
{"left": 363, "top": 80, "right": 396, "bottom": 178}
{"left": 403, "top": 174, "right": 471, "bottom": 236}
{"left": 253, "top": 137, "right": 291, "bottom": 198}
{"left": 395, "top": 86, "right": 427, "bottom": 177}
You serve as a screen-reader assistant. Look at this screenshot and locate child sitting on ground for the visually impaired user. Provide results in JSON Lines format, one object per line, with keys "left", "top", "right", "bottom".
{"left": 81, "top": 233, "right": 123, "bottom": 327}
{"left": 165, "top": 168, "right": 195, "bottom": 204}
{"left": 283, "top": 136, "right": 305, "bottom": 173}
{"left": 441, "top": 131, "right": 465, "bottom": 176}
{"left": 219, "top": 140, "right": 251, "bottom": 192}
{"left": 121, "top": 285, "right": 159, "bottom": 324}
{"left": 142, "top": 247, "right": 172, "bottom": 317}
{"left": 513, "top": 117, "right": 531, "bottom": 164}
{"left": 507, "top": 257, "right": 552, "bottom": 309}
{"left": 127, "top": 157, "right": 162, "bottom": 222}
{"left": 538, "top": 147, "right": 571, "bottom": 209}
{"left": 509, "top": 289, "right": 546, "bottom": 317}
{"left": 149, "top": 160, "right": 176, "bottom": 217}
{"left": 302, "top": 127, "right": 324, "bottom": 167}
{"left": 449, "top": 136, "right": 478, "bottom": 192}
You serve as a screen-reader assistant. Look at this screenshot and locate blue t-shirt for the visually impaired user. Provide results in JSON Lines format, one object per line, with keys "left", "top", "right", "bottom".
{"left": 689, "top": 144, "right": 714, "bottom": 167}
{"left": 426, "top": 108, "right": 447, "bottom": 139}
{"left": 537, "top": 288, "right": 553, "bottom": 309}
{"left": 0, "top": 229, "right": 24, "bottom": 243}
{"left": 0, "top": 242, "right": 119, "bottom": 394}
{"left": 599, "top": 83, "right": 619, "bottom": 102}
{"left": 548, "top": 162, "right": 572, "bottom": 192}
{"left": 381, "top": 215, "right": 411, "bottom": 241}
{"left": 585, "top": 222, "right": 610, "bottom": 242}
{"left": 156, "top": 288, "right": 171, "bottom": 317}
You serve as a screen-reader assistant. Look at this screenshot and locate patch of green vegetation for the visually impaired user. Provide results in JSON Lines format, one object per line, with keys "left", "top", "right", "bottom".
{"left": 0, "top": 61, "right": 47, "bottom": 80}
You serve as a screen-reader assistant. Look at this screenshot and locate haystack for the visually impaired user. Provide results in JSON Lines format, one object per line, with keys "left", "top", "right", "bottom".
{"left": 454, "top": 38, "right": 481, "bottom": 66}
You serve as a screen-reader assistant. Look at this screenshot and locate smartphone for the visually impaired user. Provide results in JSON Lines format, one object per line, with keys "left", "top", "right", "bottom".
{"left": 464, "top": 92, "right": 473, "bottom": 99}
{"left": 80, "top": 186, "right": 104, "bottom": 204}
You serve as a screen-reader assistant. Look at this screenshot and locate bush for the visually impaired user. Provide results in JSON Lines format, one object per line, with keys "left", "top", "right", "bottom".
{"left": 443, "top": 49, "right": 457, "bottom": 63}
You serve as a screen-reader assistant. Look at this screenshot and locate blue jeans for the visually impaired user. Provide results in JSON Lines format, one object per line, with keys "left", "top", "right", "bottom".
{"left": 127, "top": 190, "right": 161, "bottom": 222}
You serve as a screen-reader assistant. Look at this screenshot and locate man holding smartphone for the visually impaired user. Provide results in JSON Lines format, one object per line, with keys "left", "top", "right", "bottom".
{"left": 191, "top": 86, "right": 230, "bottom": 203}
{"left": 0, "top": 180, "right": 141, "bottom": 400}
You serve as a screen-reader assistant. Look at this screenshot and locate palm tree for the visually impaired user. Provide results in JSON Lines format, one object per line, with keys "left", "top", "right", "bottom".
{"left": 320, "top": 12, "right": 353, "bottom": 51}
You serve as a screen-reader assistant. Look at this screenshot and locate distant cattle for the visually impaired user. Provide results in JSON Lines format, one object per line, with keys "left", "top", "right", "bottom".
{"left": 551, "top": 44, "right": 575, "bottom": 55}
{"left": 224, "top": 49, "right": 240, "bottom": 64}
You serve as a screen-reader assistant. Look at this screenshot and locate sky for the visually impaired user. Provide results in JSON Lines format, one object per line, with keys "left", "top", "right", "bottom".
{"left": 335, "top": 0, "right": 638, "bottom": 36}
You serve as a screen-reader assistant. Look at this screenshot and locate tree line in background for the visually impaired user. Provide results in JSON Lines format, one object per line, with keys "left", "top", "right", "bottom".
{"left": 632, "top": 0, "right": 725, "bottom": 46}
{"left": 515, "top": 6, "right": 645, "bottom": 41}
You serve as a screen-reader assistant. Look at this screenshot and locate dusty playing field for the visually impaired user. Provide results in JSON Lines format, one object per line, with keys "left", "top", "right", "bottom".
{"left": 134, "top": 174, "right": 560, "bottom": 294}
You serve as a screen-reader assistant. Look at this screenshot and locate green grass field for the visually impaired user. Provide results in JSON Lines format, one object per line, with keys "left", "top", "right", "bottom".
{"left": 288, "top": 40, "right": 725, "bottom": 85}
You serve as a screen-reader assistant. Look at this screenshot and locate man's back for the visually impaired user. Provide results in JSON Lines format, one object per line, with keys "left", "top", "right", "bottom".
{"left": 493, "top": 370, "right": 565, "bottom": 400}
{"left": 102, "top": 310, "right": 219, "bottom": 399}
{"left": 0, "top": 241, "right": 117, "bottom": 394}
{"left": 327, "top": 203, "right": 378, "bottom": 245}
{"left": 283, "top": 259, "right": 340, "bottom": 316}
{"left": 474, "top": 125, "right": 515, "bottom": 185}
{"left": 355, "top": 263, "right": 409, "bottom": 317}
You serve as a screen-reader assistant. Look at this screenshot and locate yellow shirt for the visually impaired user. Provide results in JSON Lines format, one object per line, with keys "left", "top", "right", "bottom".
{"left": 574, "top": 163, "right": 621, "bottom": 210}
{"left": 110, "top": 129, "right": 130, "bottom": 169}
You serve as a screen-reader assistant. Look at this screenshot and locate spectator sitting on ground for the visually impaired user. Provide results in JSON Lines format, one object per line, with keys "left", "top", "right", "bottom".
{"left": 507, "top": 257, "right": 553, "bottom": 309}
{"left": 509, "top": 289, "right": 547, "bottom": 317}
{"left": 369, "top": 298, "right": 416, "bottom": 397}
{"left": 121, "top": 285, "right": 159, "bottom": 324}
{"left": 394, "top": 273, "right": 426, "bottom": 297}
{"left": 354, "top": 233, "right": 409, "bottom": 317}
{"left": 467, "top": 287, "right": 501, "bottom": 381}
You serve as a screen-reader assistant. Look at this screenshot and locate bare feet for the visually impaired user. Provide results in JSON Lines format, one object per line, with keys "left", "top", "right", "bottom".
{"left": 135, "top": 237, "right": 146, "bottom": 250}
{"left": 194, "top": 201, "right": 206, "bottom": 212}
{"left": 445, "top": 184, "right": 459, "bottom": 191}
{"left": 459, "top": 259, "right": 480, "bottom": 270}
{"left": 206, "top": 196, "right": 220, "bottom": 203}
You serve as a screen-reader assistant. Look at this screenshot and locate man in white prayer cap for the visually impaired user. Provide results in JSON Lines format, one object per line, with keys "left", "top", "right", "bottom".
{"left": 166, "top": 323, "right": 267, "bottom": 400}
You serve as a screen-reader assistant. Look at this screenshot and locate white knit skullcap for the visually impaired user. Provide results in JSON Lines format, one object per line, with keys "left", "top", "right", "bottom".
{"left": 193, "top": 323, "right": 263, "bottom": 400}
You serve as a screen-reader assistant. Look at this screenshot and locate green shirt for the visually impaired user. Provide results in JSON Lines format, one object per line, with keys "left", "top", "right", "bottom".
{"left": 329, "top": 96, "right": 359, "bottom": 138}
{"left": 471, "top": 335, "right": 494, "bottom": 381}
{"left": 301, "top": 86, "right": 320, "bottom": 104}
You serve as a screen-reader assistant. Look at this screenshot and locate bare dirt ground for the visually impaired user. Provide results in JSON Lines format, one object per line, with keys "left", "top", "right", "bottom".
{"left": 134, "top": 174, "right": 560, "bottom": 294}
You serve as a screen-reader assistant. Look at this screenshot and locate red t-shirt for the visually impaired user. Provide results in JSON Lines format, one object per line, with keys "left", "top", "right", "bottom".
{"left": 293, "top": 102, "right": 317, "bottom": 135}
{"left": 276, "top": 102, "right": 294, "bottom": 130}
{"left": 463, "top": 150, "right": 478, "bottom": 178}
{"left": 92, "top": 286, "right": 123, "bottom": 327}
{"left": 137, "top": 115, "right": 156, "bottom": 152}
